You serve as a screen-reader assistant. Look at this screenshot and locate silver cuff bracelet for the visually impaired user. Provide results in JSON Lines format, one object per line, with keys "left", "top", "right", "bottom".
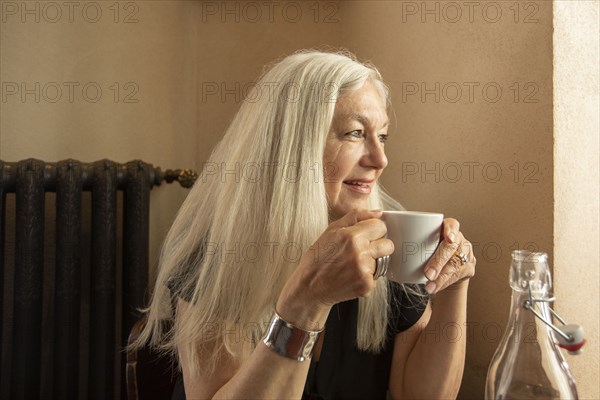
{"left": 262, "top": 312, "right": 323, "bottom": 362}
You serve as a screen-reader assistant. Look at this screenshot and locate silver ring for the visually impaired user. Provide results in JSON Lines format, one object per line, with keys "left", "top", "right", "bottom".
{"left": 374, "top": 255, "right": 390, "bottom": 280}
{"left": 454, "top": 252, "right": 468, "bottom": 266}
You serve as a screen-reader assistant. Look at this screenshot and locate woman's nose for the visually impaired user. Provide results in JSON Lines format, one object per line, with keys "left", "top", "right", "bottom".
{"left": 362, "top": 138, "right": 388, "bottom": 170}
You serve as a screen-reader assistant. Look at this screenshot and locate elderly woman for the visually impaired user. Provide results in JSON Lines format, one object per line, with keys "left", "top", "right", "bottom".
{"left": 135, "top": 50, "right": 476, "bottom": 399}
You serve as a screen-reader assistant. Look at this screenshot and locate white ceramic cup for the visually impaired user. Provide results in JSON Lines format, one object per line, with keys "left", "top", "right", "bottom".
{"left": 381, "top": 211, "right": 444, "bottom": 284}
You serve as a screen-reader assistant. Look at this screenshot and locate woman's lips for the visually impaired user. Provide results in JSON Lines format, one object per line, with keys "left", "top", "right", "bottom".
{"left": 343, "top": 180, "right": 373, "bottom": 194}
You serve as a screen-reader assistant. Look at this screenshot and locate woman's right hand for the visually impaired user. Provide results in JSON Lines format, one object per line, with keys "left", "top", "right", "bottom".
{"left": 276, "top": 209, "right": 394, "bottom": 330}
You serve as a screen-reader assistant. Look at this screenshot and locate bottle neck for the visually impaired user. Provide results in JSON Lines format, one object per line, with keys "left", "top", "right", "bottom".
{"left": 508, "top": 289, "right": 556, "bottom": 346}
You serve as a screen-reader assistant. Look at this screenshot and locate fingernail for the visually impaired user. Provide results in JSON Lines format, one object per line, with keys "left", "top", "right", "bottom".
{"left": 425, "top": 268, "right": 437, "bottom": 281}
{"left": 425, "top": 281, "right": 436, "bottom": 294}
{"left": 448, "top": 232, "right": 456, "bottom": 243}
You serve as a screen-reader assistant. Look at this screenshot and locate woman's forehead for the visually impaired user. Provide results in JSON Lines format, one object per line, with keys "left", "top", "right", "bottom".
{"left": 333, "top": 90, "right": 389, "bottom": 128}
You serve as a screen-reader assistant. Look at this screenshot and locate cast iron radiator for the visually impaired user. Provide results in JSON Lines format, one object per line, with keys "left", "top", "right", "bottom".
{"left": 0, "top": 159, "right": 197, "bottom": 400}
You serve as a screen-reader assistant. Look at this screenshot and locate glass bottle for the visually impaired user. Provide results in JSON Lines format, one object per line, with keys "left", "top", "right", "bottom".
{"left": 485, "top": 250, "right": 578, "bottom": 399}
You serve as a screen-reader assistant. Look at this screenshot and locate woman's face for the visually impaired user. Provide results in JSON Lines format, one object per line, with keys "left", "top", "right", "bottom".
{"left": 324, "top": 79, "right": 389, "bottom": 221}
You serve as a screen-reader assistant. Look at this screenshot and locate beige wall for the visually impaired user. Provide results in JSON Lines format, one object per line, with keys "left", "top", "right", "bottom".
{"left": 554, "top": 1, "right": 600, "bottom": 399}
{"left": 1, "top": 1, "right": 597, "bottom": 398}
{"left": 0, "top": 1, "right": 199, "bottom": 276}
{"left": 335, "top": 4, "right": 554, "bottom": 397}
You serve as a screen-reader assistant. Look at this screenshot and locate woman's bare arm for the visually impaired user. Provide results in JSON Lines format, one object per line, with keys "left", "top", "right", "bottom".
{"left": 178, "top": 298, "right": 331, "bottom": 400}
{"left": 180, "top": 210, "right": 391, "bottom": 399}
{"left": 389, "top": 218, "right": 475, "bottom": 399}
{"left": 389, "top": 282, "right": 468, "bottom": 400}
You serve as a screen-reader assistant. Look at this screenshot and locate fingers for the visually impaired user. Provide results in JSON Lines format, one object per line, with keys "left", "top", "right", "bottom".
{"left": 442, "top": 218, "right": 460, "bottom": 244}
{"left": 293, "top": 209, "right": 394, "bottom": 307}
{"left": 352, "top": 217, "right": 389, "bottom": 242}
{"left": 326, "top": 209, "right": 393, "bottom": 279}
{"left": 368, "top": 237, "right": 395, "bottom": 261}
{"left": 425, "top": 238, "right": 476, "bottom": 294}
{"left": 429, "top": 240, "right": 465, "bottom": 289}
{"left": 331, "top": 221, "right": 392, "bottom": 269}
{"left": 330, "top": 209, "right": 387, "bottom": 243}
{"left": 367, "top": 238, "right": 394, "bottom": 280}
{"left": 329, "top": 209, "right": 382, "bottom": 230}
{"left": 423, "top": 229, "right": 463, "bottom": 282}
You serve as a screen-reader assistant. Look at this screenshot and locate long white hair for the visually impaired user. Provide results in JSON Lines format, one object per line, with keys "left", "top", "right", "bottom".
{"left": 135, "top": 49, "right": 407, "bottom": 377}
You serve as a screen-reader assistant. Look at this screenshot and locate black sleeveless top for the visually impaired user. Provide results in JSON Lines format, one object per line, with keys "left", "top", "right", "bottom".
{"left": 170, "top": 282, "right": 427, "bottom": 400}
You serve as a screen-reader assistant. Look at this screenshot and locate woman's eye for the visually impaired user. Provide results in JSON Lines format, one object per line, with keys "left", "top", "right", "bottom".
{"left": 379, "top": 134, "right": 389, "bottom": 143}
{"left": 346, "top": 130, "right": 363, "bottom": 138}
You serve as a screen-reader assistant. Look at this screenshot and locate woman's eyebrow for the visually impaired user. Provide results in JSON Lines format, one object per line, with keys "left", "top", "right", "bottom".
{"left": 349, "top": 113, "right": 390, "bottom": 129}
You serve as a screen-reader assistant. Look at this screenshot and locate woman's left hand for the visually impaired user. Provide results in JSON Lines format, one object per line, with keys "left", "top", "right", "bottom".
{"left": 422, "top": 218, "right": 476, "bottom": 294}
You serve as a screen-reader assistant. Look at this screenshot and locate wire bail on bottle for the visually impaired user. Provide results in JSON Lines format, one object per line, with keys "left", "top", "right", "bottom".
{"left": 522, "top": 271, "right": 586, "bottom": 355}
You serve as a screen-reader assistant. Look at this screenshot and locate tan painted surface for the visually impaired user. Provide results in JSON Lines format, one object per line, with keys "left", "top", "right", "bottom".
{"left": 0, "top": 1, "right": 200, "bottom": 278}
{"left": 553, "top": 1, "right": 600, "bottom": 399}
{"left": 336, "top": 2, "right": 554, "bottom": 398}
{"left": 1, "top": 1, "right": 595, "bottom": 398}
